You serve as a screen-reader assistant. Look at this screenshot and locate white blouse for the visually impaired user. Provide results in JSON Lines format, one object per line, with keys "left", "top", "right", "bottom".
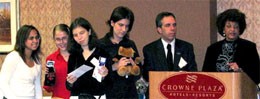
{"left": 0, "top": 51, "right": 42, "bottom": 99}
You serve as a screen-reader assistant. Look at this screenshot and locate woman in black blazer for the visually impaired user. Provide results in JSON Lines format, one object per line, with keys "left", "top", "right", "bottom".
{"left": 99, "top": 6, "right": 141, "bottom": 99}
{"left": 202, "top": 9, "right": 260, "bottom": 86}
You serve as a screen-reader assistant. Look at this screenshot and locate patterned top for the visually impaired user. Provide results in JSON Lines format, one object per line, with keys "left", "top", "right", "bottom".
{"left": 216, "top": 40, "right": 237, "bottom": 72}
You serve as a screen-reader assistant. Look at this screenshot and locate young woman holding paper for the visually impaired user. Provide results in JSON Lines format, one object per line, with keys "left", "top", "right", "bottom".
{"left": 66, "top": 17, "right": 112, "bottom": 99}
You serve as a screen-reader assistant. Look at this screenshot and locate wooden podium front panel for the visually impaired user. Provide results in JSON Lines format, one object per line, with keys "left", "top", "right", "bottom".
{"left": 149, "top": 72, "right": 257, "bottom": 99}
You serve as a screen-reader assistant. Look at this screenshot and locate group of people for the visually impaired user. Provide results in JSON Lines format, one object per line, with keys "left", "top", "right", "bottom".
{"left": 0, "top": 6, "right": 259, "bottom": 99}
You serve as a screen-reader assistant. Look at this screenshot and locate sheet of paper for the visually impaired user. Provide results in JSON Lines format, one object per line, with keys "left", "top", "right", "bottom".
{"left": 91, "top": 57, "right": 102, "bottom": 82}
{"left": 91, "top": 57, "right": 99, "bottom": 67}
{"left": 68, "top": 64, "right": 93, "bottom": 78}
{"left": 178, "top": 57, "right": 187, "bottom": 68}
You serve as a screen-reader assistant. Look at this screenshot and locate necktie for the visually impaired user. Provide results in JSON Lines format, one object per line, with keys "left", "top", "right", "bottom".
{"left": 167, "top": 44, "right": 173, "bottom": 70}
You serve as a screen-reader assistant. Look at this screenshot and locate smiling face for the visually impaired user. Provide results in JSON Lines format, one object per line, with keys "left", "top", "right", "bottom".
{"left": 111, "top": 19, "right": 130, "bottom": 40}
{"left": 72, "top": 26, "right": 90, "bottom": 47}
{"left": 54, "top": 30, "right": 69, "bottom": 51}
{"left": 157, "top": 16, "right": 177, "bottom": 43}
{"left": 224, "top": 21, "right": 240, "bottom": 41}
{"left": 25, "top": 29, "right": 40, "bottom": 52}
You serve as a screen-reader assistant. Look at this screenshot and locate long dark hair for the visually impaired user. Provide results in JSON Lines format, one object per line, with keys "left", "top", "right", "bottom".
{"left": 106, "top": 6, "right": 134, "bottom": 38}
{"left": 14, "top": 25, "right": 42, "bottom": 64}
{"left": 68, "top": 17, "right": 98, "bottom": 54}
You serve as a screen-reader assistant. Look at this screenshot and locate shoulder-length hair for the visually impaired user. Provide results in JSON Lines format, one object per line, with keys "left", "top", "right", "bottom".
{"left": 106, "top": 6, "right": 134, "bottom": 38}
{"left": 14, "top": 25, "right": 42, "bottom": 64}
{"left": 68, "top": 17, "right": 98, "bottom": 54}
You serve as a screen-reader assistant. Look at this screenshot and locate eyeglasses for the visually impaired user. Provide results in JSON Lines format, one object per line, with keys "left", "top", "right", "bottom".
{"left": 27, "top": 36, "right": 40, "bottom": 40}
{"left": 55, "top": 37, "right": 68, "bottom": 42}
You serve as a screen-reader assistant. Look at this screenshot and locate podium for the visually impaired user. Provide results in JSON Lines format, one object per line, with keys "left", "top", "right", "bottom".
{"left": 149, "top": 72, "right": 257, "bottom": 99}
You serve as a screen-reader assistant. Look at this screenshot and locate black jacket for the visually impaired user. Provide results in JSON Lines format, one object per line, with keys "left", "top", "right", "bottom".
{"left": 66, "top": 47, "right": 112, "bottom": 97}
{"left": 99, "top": 33, "right": 140, "bottom": 99}
{"left": 142, "top": 38, "right": 197, "bottom": 81}
{"left": 203, "top": 38, "right": 260, "bottom": 84}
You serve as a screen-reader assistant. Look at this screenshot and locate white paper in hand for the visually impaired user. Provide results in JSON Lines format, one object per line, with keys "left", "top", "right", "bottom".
{"left": 68, "top": 64, "right": 93, "bottom": 78}
{"left": 91, "top": 57, "right": 102, "bottom": 82}
{"left": 178, "top": 57, "right": 187, "bottom": 68}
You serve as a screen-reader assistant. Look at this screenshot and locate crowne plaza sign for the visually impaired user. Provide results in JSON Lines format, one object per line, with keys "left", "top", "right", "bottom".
{"left": 149, "top": 72, "right": 257, "bottom": 99}
{"left": 159, "top": 73, "right": 225, "bottom": 98}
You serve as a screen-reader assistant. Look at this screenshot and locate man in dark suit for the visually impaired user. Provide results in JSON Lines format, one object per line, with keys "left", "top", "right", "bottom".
{"left": 142, "top": 12, "right": 197, "bottom": 82}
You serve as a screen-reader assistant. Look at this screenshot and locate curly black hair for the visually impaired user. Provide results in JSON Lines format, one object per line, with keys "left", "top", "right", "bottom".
{"left": 216, "top": 9, "right": 246, "bottom": 37}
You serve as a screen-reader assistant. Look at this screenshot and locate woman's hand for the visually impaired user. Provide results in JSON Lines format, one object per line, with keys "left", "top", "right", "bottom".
{"left": 228, "top": 62, "right": 242, "bottom": 72}
{"left": 112, "top": 57, "right": 130, "bottom": 71}
{"left": 45, "top": 67, "right": 49, "bottom": 73}
{"left": 129, "top": 58, "right": 136, "bottom": 66}
{"left": 66, "top": 74, "right": 78, "bottom": 84}
{"left": 98, "top": 66, "right": 108, "bottom": 77}
{"left": 118, "top": 57, "right": 131, "bottom": 66}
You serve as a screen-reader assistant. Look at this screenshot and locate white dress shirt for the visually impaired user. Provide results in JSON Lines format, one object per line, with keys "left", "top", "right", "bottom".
{"left": 161, "top": 38, "right": 175, "bottom": 64}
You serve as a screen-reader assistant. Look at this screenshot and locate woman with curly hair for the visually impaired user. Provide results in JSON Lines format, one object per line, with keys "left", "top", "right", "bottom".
{"left": 202, "top": 9, "right": 260, "bottom": 86}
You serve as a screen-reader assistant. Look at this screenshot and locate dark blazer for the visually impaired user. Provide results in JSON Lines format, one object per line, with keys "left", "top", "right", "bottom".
{"left": 66, "top": 48, "right": 112, "bottom": 97}
{"left": 143, "top": 38, "right": 197, "bottom": 81}
{"left": 98, "top": 33, "right": 140, "bottom": 99}
{"left": 202, "top": 38, "right": 260, "bottom": 84}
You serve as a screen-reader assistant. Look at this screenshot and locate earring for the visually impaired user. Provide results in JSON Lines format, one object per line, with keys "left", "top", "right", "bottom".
{"left": 89, "top": 29, "right": 91, "bottom": 36}
{"left": 223, "top": 33, "right": 226, "bottom": 37}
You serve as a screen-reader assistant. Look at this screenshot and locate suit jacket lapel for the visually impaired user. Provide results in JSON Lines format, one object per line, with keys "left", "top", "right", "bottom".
{"left": 156, "top": 39, "right": 168, "bottom": 70}
{"left": 173, "top": 39, "right": 181, "bottom": 70}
